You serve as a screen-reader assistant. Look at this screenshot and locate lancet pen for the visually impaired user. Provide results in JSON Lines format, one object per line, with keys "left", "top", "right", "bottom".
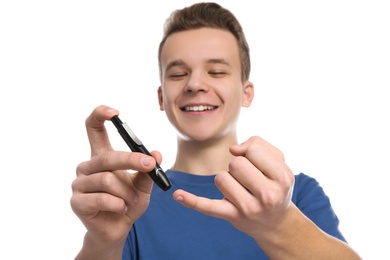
{"left": 111, "top": 115, "right": 172, "bottom": 191}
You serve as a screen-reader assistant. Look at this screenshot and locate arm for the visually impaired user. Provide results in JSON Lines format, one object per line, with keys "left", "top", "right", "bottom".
{"left": 253, "top": 203, "right": 360, "bottom": 259}
{"left": 173, "top": 136, "right": 362, "bottom": 259}
{"left": 70, "top": 105, "right": 157, "bottom": 260}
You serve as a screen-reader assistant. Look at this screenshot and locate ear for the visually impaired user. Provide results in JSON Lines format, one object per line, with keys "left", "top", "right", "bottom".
{"left": 157, "top": 86, "right": 165, "bottom": 111}
{"left": 242, "top": 81, "right": 254, "bottom": 107}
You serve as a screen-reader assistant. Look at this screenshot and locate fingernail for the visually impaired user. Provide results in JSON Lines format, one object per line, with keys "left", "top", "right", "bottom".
{"left": 108, "top": 108, "right": 118, "bottom": 116}
{"left": 141, "top": 157, "right": 152, "bottom": 166}
{"left": 175, "top": 196, "right": 184, "bottom": 202}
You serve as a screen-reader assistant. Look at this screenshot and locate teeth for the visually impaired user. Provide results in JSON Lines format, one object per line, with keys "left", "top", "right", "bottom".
{"left": 184, "top": 105, "right": 216, "bottom": 111}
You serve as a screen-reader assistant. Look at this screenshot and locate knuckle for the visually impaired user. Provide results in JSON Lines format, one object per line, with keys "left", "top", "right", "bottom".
{"left": 228, "top": 156, "right": 246, "bottom": 171}
{"left": 97, "top": 151, "right": 118, "bottom": 170}
{"left": 247, "top": 137, "right": 285, "bottom": 161}
{"left": 248, "top": 136, "right": 260, "bottom": 143}
{"left": 100, "top": 152, "right": 111, "bottom": 167}
{"left": 71, "top": 173, "right": 86, "bottom": 193}
{"left": 70, "top": 178, "right": 79, "bottom": 192}
{"left": 240, "top": 200, "right": 261, "bottom": 216}
{"left": 279, "top": 167, "right": 295, "bottom": 188}
{"left": 124, "top": 152, "right": 136, "bottom": 166}
{"left": 99, "top": 171, "right": 116, "bottom": 189}
{"left": 227, "top": 209, "right": 243, "bottom": 223}
{"left": 275, "top": 148, "right": 285, "bottom": 160}
{"left": 75, "top": 161, "right": 88, "bottom": 176}
{"left": 259, "top": 187, "right": 284, "bottom": 208}
{"left": 70, "top": 193, "right": 84, "bottom": 214}
{"left": 69, "top": 196, "right": 78, "bottom": 212}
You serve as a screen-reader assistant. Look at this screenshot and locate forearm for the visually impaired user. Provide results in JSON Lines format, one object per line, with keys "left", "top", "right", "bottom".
{"left": 255, "top": 204, "right": 362, "bottom": 260}
{"left": 75, "top": 232, "right": 125, "bottom": 260}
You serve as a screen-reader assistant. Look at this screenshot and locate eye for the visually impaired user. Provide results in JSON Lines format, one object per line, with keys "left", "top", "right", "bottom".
{"left": 209, "top": 71, "right": 227, "bottom": 77}
{"left": 168, "top": 72, "right": 188, "bottom": 80}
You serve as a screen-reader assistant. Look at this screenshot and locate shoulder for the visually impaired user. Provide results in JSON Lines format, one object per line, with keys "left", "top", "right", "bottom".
{"left": 292, "top": 173, "right": 331, "bottom": 210}
{"left": 292, "top": 173, "right": 346, "bottom": 241}
{"left": 293, "top": 172, "right": 322, "bottom": 192}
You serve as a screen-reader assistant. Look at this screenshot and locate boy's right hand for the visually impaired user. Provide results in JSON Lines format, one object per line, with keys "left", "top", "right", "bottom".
{"left": 70, "top": 105, "right": 158, "bottom": 259}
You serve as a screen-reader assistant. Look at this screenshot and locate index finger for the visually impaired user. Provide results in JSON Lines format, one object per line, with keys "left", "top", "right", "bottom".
{"left": 173, "top": 189, "right": 239, "bottom": 221}
{"left": 85, "top": 105, "right": 119, "bottom": 157}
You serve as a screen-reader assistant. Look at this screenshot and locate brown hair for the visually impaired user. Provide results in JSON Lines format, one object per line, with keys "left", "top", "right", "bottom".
{"left": 158, "top": 2, "right": 251, "bottom": 82}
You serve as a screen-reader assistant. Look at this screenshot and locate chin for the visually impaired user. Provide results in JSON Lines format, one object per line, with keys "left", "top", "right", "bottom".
{"left": 177, "top": 130, "right": 232, "bottom": 144}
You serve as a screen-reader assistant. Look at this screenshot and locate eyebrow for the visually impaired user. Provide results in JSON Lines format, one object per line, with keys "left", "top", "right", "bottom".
{"left": 165, "top": 59, "right": 186, "bottom": 73}
{"left": 164, "top": 58, "right": 231, "bottom": 73}
{"left": 206, "top": 58, "right": 231, "bottom": 67}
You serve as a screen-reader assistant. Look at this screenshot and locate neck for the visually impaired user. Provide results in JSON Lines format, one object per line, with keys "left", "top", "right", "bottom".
{"left": 170, "top": 133, "right": 238, "bottom": 176}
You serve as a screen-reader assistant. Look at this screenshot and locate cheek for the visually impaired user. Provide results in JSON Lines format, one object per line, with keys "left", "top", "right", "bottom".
{"left": 161, "top": 90, "right": 177, "bottom": 114}
{"left": 226, "top": 86, "right": 245, "bottom": 106}
{"left": 228, "top": 90, "right": 246, "bottom": 116}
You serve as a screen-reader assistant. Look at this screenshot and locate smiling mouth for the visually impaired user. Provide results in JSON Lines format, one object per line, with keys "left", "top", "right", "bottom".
{"left": 181, "top": 105, "right": 218, "bottom": 112}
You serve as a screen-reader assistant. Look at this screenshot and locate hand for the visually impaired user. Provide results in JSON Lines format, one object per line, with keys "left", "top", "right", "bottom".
{"left": 70, "top": 105, "right": 159, "bottom": 253}
{"left": 173, "top": 136, "right": 295, "bottom": 240}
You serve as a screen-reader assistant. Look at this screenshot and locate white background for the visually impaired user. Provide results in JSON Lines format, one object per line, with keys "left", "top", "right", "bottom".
{"left": 1, "top": 1, "right": 389, "bottom": 259}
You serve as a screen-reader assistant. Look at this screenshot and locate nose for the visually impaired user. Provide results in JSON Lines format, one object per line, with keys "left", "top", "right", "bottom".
{"left": 184, "top": 72, "right": 208, "bottom": 93}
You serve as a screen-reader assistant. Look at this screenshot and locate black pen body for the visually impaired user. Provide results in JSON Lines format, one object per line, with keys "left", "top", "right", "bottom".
{"left": 111, "top": 115, "right": 172, "bottom": 191}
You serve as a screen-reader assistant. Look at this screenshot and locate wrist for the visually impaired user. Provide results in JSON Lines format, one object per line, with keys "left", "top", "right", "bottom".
{"left": 75, "top": 232, "right": 125, "bottom": 260}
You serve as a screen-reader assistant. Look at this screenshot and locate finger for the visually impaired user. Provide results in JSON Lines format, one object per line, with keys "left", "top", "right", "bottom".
{"left": 77, "top": 150, "right": 157, "bottom": 176}
{"left": 128, "top": 151, "right": 163, "bottom": 194}
{"left": 149, "top": 150, "right": 163, "bottom": 166}
{"left": 214, "top": 170, "right": 257, "bottom": 209}
{"left": 173, "top": 189, "right": 239, "bottom": 220}
{"left": 76, "top": 150, "right": 162, "bottom": 196}
{"left": 230, "top": 137, "right": 293, "bottom": 183}
{"left": 227, "top": 156, "right": 270, "bottom": 196}
{"left": 71, "top": 191, "right": 128, "bottom": 216}
{"left": 85, "top": 105, "right": 119, "bottom": 157}
{"left": 72, "top": 171, "right": 140, "bottom": 207}
{"left": 130, "top": 151, "right": 164, "bottom": 193}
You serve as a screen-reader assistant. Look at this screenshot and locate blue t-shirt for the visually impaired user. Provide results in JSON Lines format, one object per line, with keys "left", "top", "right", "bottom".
{"left": 123, "top": 170, "right": 345, "bottom": 259}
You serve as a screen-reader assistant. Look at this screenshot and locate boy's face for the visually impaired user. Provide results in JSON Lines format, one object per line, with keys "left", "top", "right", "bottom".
{"left": 158, "top": 28, "right": 253, "bottom": 142}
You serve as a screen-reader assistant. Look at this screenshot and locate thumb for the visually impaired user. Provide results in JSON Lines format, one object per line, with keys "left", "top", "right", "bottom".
{"left": 85, "top": 105, "right": 119, "bottom": 157}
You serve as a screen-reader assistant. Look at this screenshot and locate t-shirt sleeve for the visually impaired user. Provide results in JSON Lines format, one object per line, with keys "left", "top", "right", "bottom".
{"left": 292, "top": 173, "right": 347, "bottom": 242}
